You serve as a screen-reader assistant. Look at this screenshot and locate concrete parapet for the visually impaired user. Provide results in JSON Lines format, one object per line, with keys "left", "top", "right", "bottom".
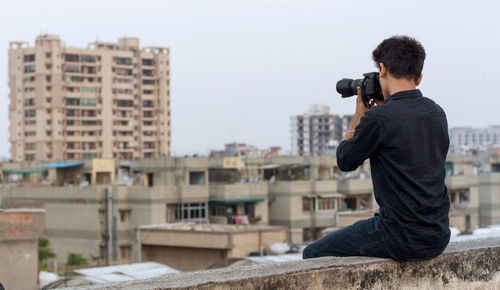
{"left": 68, "top": 238, "right": 499, "bottom": 289}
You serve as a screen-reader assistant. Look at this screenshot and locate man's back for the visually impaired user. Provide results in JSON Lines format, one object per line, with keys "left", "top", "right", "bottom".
{"left": 356, "top": 89, "right": 450, "bottom": 260}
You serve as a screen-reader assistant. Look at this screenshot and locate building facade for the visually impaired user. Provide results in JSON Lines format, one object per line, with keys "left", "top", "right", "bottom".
{"left": 1, "top": 154, "right": 498, "bottom": 267}
{"left": 290, "top": 104, "right": 352, "bottom": 156}
{"left": 449, "top": 126, "right": 500, "bottom": 154}
{"left": 8, "top": 35, "right": 171, "bottom": 162}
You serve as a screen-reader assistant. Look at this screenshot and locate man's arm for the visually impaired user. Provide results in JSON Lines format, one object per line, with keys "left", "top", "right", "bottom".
{"left": 342, "top": 87, "right": 380, "bottom": 141}
{"left": 337, "top": 88, "right": 382, "bottom": 171}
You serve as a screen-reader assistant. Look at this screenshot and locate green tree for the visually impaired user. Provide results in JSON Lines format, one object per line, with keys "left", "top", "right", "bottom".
{"left": 39, "top": 238, "right": 57, "bottom": 270}
{"left": 66, "top": 253, "right": 88, "bottom": 266}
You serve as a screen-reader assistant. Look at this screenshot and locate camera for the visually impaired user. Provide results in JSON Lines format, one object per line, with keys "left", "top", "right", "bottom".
{"left": 336, "top": 72, "right": 383, "bottom": 103}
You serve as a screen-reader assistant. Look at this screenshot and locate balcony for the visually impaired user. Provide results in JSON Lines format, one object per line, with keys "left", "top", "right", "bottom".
{"left": 209, "top": 182, "right": 268, "bottom": 200}
{"left": 446, "top": 175, "right": 478, "bottom": 189}
{"left": 312, "top": 180, "right": 338, "bottom": 194}
{"left": 268, "top": 180, "right": 312, "bottom": 195}
{"left": 312, "top": 210, "right": 336, "bottom": 227}
{"left": 114, "top": 94, "right": 135, "bottom": 101}
{"left": 337, "top": 178, "right": 373, "bottom": 195}
{"left": 178, "top": 185, "right": 209, "bottom": 200}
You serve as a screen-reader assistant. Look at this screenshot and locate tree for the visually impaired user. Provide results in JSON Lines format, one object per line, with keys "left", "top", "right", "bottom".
{"left": 66, "top": 253, "right": 88, "bottom": 266}
{"left": 39, "top": 238, "right": 56, "bottom": 270}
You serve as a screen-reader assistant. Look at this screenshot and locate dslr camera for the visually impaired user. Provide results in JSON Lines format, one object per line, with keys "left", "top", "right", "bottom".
{"left": 336, "top": 72, "right": 383, "bottom": 104}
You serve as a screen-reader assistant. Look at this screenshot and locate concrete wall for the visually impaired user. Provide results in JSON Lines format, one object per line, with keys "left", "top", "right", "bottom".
{"left": 0, "top": 239, "right": 39, "bottom": 290}
{"left": 229, "top": 230, "right": 287, "bottom": 258}
{"left": 1, "top": 187, "right": 102, "bottom": 264}
{"left": 70, "top": 238, "right": 500, "bottom": 289}
{"left": 478, "top": 173, "right": 500, "bottom": 227}
{"left": 141, "top": 246, "right": 225, "bottom": 271}
{"left": 0, "top": 209, "right": 45, "bottom": 290}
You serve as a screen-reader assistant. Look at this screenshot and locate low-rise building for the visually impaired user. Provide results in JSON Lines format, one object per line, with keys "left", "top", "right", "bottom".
{"left": 1, "top": 153, "right": 498, "bottom": 269}
{"left": 138, "top": 223, "right": 288, "bottom": 271}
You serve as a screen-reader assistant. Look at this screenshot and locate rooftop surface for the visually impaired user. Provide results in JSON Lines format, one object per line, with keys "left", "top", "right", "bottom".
{"left": 66, "top": 237, "right": 500, "bottom": 289}
{"left": 140, "top": 223, "right": 285, "bottom": 232}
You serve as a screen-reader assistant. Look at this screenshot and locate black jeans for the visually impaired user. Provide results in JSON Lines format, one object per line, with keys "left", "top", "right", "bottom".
{"left": 302, "top": 216, "right": 394, "bottom": 259}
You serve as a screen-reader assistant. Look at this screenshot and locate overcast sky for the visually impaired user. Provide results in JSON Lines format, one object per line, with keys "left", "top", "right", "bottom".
{"left": 1, "top": 0, "right": 499, "bottom": 158}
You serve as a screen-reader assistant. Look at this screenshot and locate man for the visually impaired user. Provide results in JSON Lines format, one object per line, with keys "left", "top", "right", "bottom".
{"left": 303, "top": 36, "right": 450, "bottom": 261}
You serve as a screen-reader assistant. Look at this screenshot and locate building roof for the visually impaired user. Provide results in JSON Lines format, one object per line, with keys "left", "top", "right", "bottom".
{"left": 244, "top": 253, "right": 302, "bottom": 264}
{"left": 73, "top": 262, "right": 179, "bottom": 283}
{"left": 2, "top": 169, "right": 46, "bottom": 174}
{"left": 37, "top": 161, "right": 84, "bottom": 168}
{"left": 141, "top": 223, "right": 286, "bottom": 233}
{"left": 209, "top": 197, "right": 265, "bottom": 204}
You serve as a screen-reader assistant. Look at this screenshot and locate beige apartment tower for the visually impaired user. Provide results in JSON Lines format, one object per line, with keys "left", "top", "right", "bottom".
{"left": 9, "top": 35, "right": 171, "bottom": 161}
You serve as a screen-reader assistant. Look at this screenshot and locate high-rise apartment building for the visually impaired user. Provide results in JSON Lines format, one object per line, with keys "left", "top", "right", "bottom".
{"left": 290, "top": 104, "right": 352, "bottom": 156}
{"left": 8, "top": 35, "right": 171, "bottom": 161}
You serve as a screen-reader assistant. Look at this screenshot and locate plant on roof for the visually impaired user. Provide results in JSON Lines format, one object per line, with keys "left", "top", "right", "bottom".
{"left": 39, "top": 238, "right": 57, "bottom": 270}
{"left": 66, "top": 253, "right": 88, "bottom": 266}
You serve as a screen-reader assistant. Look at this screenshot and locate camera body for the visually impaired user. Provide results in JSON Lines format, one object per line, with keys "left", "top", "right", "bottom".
{"left": 336, "top": 72, "right": 383, "bottom": 103}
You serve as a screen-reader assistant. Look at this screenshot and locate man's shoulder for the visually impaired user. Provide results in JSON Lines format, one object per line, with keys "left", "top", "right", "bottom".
{"left": 365, "top": 104, "right": 388, "bottom": 120}
{"left": 421, "top": 96, "right": 446, "bottom": 112}
{"left": 381, "top": 94, "right": 446, "bottom": 117}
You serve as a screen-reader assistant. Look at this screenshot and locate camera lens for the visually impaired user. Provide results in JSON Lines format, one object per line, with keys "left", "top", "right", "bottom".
{"left": 336, "top": 79, "right": 354, "bottom": 98}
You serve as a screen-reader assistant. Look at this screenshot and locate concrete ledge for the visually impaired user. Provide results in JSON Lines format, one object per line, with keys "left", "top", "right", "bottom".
{"left": 67, "top": 238, "right": 500, "bottom": 289}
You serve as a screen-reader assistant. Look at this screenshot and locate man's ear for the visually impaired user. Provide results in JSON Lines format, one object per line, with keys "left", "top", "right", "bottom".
{"left": 379, "top": 63, "right": 387, "bottom": 78}
{"left": 415, "top": 73, "right": 423, "bottom": 86}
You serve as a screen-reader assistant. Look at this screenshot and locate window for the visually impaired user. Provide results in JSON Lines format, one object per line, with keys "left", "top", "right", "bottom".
{"left": 142, "top": 59, "right": 154, "bottom": 66}
{"left": 117, "top": 100, "right": 133, "bottom": 107}
{"left": 65, "top": 54, "right": 79, "bottom": 62}
{"left": 119, "top": 209, "right": 131, "bottom": 222}
{"left": 25, "top": 143, "right": 36, "bottom": 150}
{"left": 64, "top": 65, "right": 80, "bottom": 73}
{"left": 210, "top": 204, "right": 227, "bottom": 217}
{"left": 116, "top": 68, "right": 132, "bottom": 76}
{"left": 318, "top": 198, "right": 337, "bottom": 211}
{"left": 24, "top": 109, "right": 36, "bottom": 117}
{"left": 25, "top": 99, "right": 35, "bottom": 106}
{"left": 24, "top": 54, "right": 35, "bottom": 62}
{"left": 142, "top": 69, "right": 154, "bottom": 77}
{"left": 167, "top": 203, "right": 207, "bottom": 223}
{"left": 81, "top": 55, "right": 96, "bottom": 63}
{"left": 81, "top": 87, "right": 98, "bottom": 93}
{"left": 302, "top": 197, "right": 315, "bottom": 212}
{"left": 24, "top": 65, "right": 35, "bottom": 73}
{"left": 189, "top": 172, "right": 206, "bottom": 185}
{"left": 116, "top": 57, "right": 132, "bottom": 65}
{"left": 120, "top": 245, "right": 132, "bottom": 261}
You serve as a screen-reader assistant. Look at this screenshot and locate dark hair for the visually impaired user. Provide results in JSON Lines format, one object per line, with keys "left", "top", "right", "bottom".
{"left": 372, "top": 36, "right": 425, "bottom": 81}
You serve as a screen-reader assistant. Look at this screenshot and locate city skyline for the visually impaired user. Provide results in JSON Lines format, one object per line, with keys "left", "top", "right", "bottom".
{"left": 1, "top": 0, "right": 499, "bottom": 158}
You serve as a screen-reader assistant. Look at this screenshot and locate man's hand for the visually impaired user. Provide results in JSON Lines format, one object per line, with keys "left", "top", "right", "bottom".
{"left": 342, "top": 87, "right": 374, "bottom": 141}
{"left": 355, "top": 87, "right": 374, "bottom": 118}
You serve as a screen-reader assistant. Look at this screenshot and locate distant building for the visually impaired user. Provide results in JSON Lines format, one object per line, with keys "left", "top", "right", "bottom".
{"left": 211, "top": 143, "right": 282, "bottom": 158}
{"left": 8, "top": 34, "right": 171, "bottom": 162}
{"left": 449, "top": 126, "right": 500, "bottom": 154}
{"left": 290, "top": 104, "right": 352, "bottom": 156}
